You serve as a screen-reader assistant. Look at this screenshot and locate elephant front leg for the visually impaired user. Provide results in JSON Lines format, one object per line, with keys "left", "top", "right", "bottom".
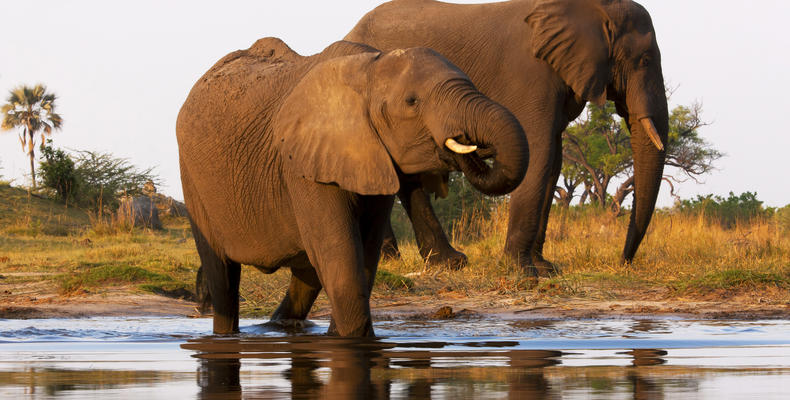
{"left": 329, "top": 195, "right": 394, "bottom": 336}
{"left": 289, "top": 180, "right": 375, "bottom": 337}
{"left": 504, "top": 131, "right": 561, "bottom": 277}
{"left": 529, "top": 138, "right": 563, "bottom": 277}
{"left": 319, "top": 250, "right": 374, "bottom": 337}
{"left": 399, "top": 179, "right": 467, "bottom": 270}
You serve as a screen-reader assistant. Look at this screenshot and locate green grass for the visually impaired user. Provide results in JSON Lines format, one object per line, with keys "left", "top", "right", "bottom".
{"left": 56, "top": 264, "right": 176, "bottom": 294}
{"left": 675, "top": 269, "right": 790, "bottom": 294}
{"left": 374, "top": 269, "right": 414, "bottom": 290}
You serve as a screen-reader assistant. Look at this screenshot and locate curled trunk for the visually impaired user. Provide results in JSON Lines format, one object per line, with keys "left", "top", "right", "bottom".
{"left": 451, "top": 97, "right": 529, "bottom": 196}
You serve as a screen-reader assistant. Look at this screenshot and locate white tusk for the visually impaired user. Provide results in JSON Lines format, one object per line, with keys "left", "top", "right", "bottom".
{"left": 445, "top": 138, "right": 478, "bottom": 154}
{"left": 640, "top": 118, "right": 664, "bottom": 151}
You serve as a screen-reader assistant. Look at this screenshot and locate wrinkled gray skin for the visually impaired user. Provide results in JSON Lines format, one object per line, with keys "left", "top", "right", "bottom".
{"left": 177, "top": 38, "right": 528, "bottom": 336}
{"left": 346, "top": 0, "right": 669, "bottom": 274}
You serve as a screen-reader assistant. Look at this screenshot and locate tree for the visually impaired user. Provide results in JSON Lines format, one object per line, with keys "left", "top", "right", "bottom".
{"left": 1, "top": 84, "right": 63, "bottom": 189}
{"left": 72, "top": 150, "right": 159, "bottom": 212}
{"left": 557, "top": 99, "right": 722, "bottom": 214}
{"left": 561, "top": 102, "right": 632, "bottom": 209}
{"left": 39, "top": 140, "right": 78, "bottom": 203}
{"left": 610, "top": 101, "right": 722, "bottom": 214}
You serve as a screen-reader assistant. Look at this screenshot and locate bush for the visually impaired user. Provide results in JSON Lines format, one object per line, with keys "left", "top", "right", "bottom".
{"left": 676, "top": 191, "right": 772, "bottom": 228}
{"left": 39, "top": 140, "right": 78, "bottom": 203}
{"left": 36, "top": 144, "right": 160, "bottom": 213}
{"left": 73, "top": 150, "right": 159, "bottom": 213}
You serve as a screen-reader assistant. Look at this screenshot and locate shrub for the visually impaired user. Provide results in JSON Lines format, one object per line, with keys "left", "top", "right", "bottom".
{"left": 676, "top": 191, "right": 772, "bottom": 228}
{"left": 73, "top": 150, "right": 159, "bottom": 213}
{"left": 39, "top": 140, "right": 78, "bottom": 203}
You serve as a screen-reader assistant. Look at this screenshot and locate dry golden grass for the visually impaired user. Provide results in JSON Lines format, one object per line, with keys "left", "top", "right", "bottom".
{"left": 373, "top": 201, "right": 790, "bottom": 304}
{"left": 2, "top": 182, "right": 788, "bottom": 316}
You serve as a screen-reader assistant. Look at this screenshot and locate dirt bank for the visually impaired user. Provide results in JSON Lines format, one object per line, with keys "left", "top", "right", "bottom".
{"left": 2, "top": 283, "right": 788, "bottom": 321}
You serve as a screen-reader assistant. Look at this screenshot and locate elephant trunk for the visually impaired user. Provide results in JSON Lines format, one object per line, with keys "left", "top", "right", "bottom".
{"left": 621, "top": 96, "right": 668, "bottom": 264}
{"left": 449, "top": 96, "right": 529, "bottom": 196}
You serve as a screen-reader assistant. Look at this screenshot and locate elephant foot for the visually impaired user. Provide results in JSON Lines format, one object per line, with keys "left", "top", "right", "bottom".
{"left": 528, "top": 256, "right": 560, "bottom": 277}
{"left": 262, "top": 318, "right": 316, "bottom": 330}
{"left": 503, "top": 248, "right": 559, "bottom": 277}
{"left": 326, "top": 318, "right": 374, "bottom": 337}
{"left": 424, "top": 249, "right": 468, "bottom": 270}
{"left": 380, "top": 240, "right": 401, "bottom": 261}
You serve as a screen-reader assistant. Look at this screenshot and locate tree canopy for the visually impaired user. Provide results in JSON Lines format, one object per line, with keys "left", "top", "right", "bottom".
{"left": 1, "top": 84, "right": 63, "bottom": 189}
{"left": 556, "top": 98, "right": 722, "bottom": 213}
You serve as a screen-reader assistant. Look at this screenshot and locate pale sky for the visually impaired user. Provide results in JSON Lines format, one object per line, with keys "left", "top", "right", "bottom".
{"left": 1, "top": 1, "right": 788, "bottom": 207}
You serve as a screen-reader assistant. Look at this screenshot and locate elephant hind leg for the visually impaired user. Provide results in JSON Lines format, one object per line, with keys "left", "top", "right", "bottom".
{"left": 270, "top": 255, "right": 323, "bottom": 323}
{"left": 191, "top": 223, "right": 240, "bottom": 334}
{"left": 379, "top": 219, "right": 401, "bottom": 261}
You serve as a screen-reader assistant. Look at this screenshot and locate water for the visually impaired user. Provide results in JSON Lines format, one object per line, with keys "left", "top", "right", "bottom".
{"left": 1, "top": 317, "right": 789, "bottom": 399}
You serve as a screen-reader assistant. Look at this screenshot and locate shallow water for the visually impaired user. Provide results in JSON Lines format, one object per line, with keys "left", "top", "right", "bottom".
{"left": 1, "top": 317, "right": 789, "bottom": 399}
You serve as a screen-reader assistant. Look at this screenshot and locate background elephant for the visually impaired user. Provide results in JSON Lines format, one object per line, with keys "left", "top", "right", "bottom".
{"left": 346, "top": 0, "right": 669, "bottom": 273}
{"left": 177, "top": 38, "right": 528, "bottom": 336}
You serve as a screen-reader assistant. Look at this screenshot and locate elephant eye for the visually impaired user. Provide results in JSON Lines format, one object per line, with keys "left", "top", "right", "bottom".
{"left": 405, "top": 95, "right": 418, "bottom": 106}
{"left": 639, "top": 55, "right": 651, "bottom": 68}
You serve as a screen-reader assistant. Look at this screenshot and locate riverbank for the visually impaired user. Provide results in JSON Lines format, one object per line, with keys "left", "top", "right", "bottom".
{"left": 1, "top": 184, "right": 788, "bottom": 321}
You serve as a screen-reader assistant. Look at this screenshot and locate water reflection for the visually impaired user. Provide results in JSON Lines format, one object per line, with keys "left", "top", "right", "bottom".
{"left": 3, "top": 318, "right": 790, "bottom": 398}
{"left": 182, "top": 336, "right": 561, "bottom": 399}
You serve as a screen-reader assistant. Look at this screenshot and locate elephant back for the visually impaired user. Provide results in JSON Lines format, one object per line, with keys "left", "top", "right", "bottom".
{"left": 175, "top": 38, "right": 383, "bottom": 260}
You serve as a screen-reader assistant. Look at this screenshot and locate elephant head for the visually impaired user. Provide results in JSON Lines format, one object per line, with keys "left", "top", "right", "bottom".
{"left": 526, "top": 0, "right": 668, "bottom": 263}
{"left": 275, "top": 47, "right": 529, "bottom": 199}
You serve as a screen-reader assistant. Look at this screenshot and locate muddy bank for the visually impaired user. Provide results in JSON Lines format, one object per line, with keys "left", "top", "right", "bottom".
{"left": 2, "top": 290, "right": 789, "bottom": 321}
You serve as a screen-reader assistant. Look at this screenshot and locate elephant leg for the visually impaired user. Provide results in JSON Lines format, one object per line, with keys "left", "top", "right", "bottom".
{"left": 191, "top": 223, "right": 240, "bottom": 334}
{"left": 289, "top": 180, "right": 374, "bottom": 337}
{"left": 328, "top": 195, "right": 394, "bottom": 336}
{"left": 530, "top": 137, "right": 563, "bottom": 277}
{"left": 270, "top": 263, "right": 323, "bottom": 322}
{"left": 399, "top": 179, "right": 467, "bottom": 270}
{"left": 362, "top": 196, "right": 395, "bottom": 290}
{"left": 504, "top": 126, "right": 560, "bottom": 276}
{"left": 195, "top": 265, "right": 212, "bottom": 314}
{"left": 379, "top": 217, "right": 401, "bottom": 261}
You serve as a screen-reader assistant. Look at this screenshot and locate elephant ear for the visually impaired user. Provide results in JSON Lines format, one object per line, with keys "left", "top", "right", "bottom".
{"left": 273, "top": 52, "right": 400, "bottom": 195}
{"left": 525, "top": 0, "right": 614, "bottom": 105}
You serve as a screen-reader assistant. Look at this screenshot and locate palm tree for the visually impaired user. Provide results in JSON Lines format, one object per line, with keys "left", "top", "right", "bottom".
{"left": 1, "top": 84, "right": 63, "bottom": 188}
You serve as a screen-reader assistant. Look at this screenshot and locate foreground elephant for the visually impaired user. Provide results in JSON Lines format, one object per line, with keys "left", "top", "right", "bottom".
{"left": 346, "top": 0, "right": 669, "bottom": 273}
{"left": 177, "top": 38, "right": 528, "bottom": 335}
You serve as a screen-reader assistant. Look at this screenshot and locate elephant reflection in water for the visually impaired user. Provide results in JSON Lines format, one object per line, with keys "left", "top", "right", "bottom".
{"left": 193, "top": 342, "right": 672, "bottom": 398}
{"left": 194, "top": 341, "right": 390, "bottom": 399}
{"left": 190, "top": 339, "right": 559, "bottom": 399}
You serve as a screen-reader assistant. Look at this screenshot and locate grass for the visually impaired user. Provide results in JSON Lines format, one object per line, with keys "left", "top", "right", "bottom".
{"left": 1, "top": 183, "right": 789, "bottom": 317}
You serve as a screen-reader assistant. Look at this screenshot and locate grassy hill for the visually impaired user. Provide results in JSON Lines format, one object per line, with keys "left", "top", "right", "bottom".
{"left": 0, "top": 183, "right": 200, "bottom": 302}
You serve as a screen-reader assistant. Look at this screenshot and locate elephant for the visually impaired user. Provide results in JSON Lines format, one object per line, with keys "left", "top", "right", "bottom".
{"left": 345, "top": 0, "right": 669, "bottom": 274}
{"left": 176, "top": 38, "right": 529, "bottom": 336}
